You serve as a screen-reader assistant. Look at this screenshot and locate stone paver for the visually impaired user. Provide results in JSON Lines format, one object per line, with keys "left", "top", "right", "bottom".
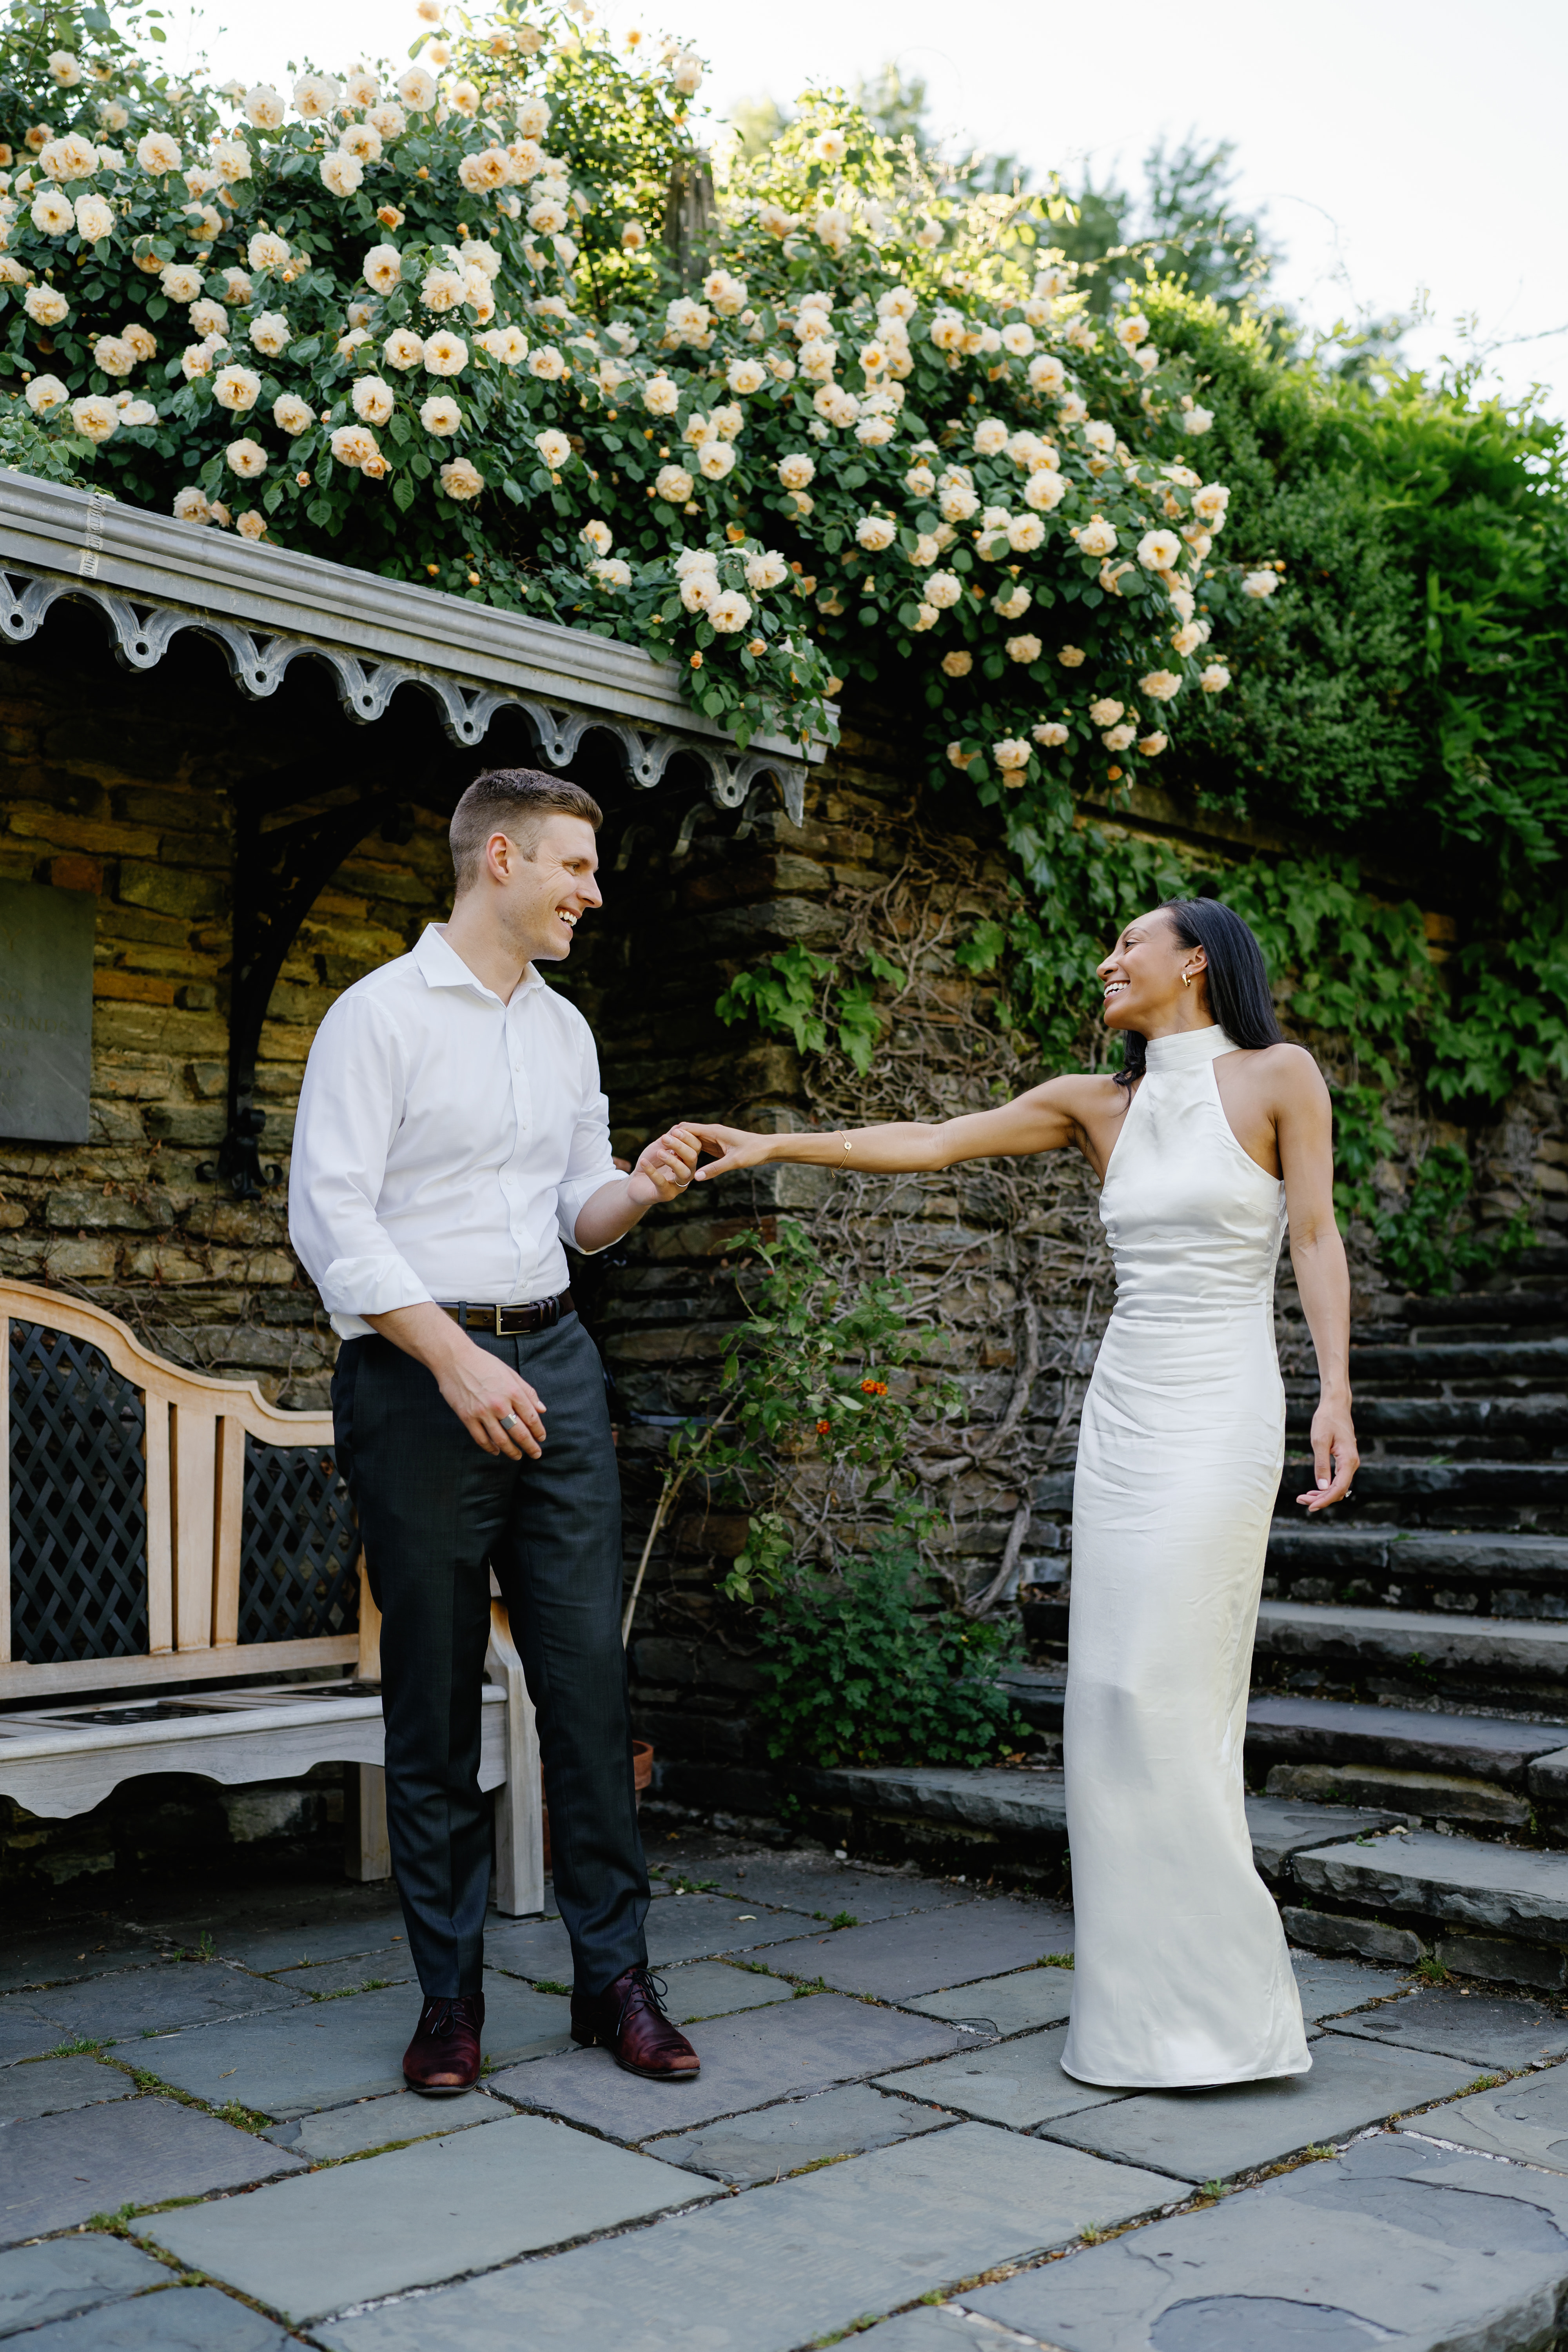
{"left": 482, "top": 1913, "right": 572, "bottom": 1985}
{"left": 22, "top": 2282, "right": 293, "bottom": 2347}
{"left": 140, "top": 1972, "right": 570, "bottom": 2118}
{"left": 967, "top": 2131, "right": 1568, "bottom": 2351}
{"left": 644, "top": 2081, "right": 950, "bottom": 2184}
{"left": 144, "top": 1891, "right": 408, "bottom": 1977}
{"left": 877, "top": 2024, "right": 1129, "bottom": 2132}
{"left": 0, "top": 1998, "right": 71, "bottom": 2067}
{"left": 314, "top": 2122, "right": 1174, "bottom": 2352}
{"left": 1411, "top": 2058, "right": 1568, "bottom": 2169}
{"left": 26, "top": 1964, "right": 294, "bottom": 2045}
{"left": 1289, "top": 1949, "right": 1410, "bottom": 2021}
{"left": 0, "top": 2236, "right": 168, "bottom": 2338}
{"left": 262, "top": 2087, "right": 505, "bottom": 2161}
{"left": 0, "top": 1932, "right": 160, "bottom": 1998}
{"left": 654, "top": 1853, "right": 975, "bottom": 1922}
{"left": 657, "top": 1961, "right": 791, "bottom": 2024}
{"left": 265, "top": 1953, "right": 414, "bottom": 1998}
{"left": 903, "top": 1965, "right": 1075, "bottom": 2036}
{"left": 1329, "top": 1984, "right": 1568, "bottom": 2069}
{"left": 148, "top": 2114, "right": 716, "bottom": 2323}
{"left": 0, "top": 2095, "right": 304, "bottom": 2246}
{"left": 492, "top": 1991, "right": 963, "bottom": 2138}
{"left": 643, "top": 1896, "right": 817, "bottom": 1966}
{"left": 0, "top": 2055, "right": 135, "bottom": 2125}
{"left": 1243, "top": 1794, "right": 1401, "bottom": 1876}
{"left": 1041, "top": 2032, "right": 1477, "bottom": 2183}
{"left": 760, "top": 1900, "right": 1075, "bottom": 2001}
{"left": 847, "top": 2316, "right": 986, "bottom": 2351}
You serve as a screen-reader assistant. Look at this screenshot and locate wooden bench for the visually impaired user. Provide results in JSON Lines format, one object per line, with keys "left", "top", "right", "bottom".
{"left": 0, "top": 1279, "right": 543, "bottom": 1913}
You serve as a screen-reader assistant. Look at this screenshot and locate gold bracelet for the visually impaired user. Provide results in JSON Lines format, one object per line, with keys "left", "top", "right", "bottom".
{"left": 837, "top": 1131, "right": 852, "bottom": 1167}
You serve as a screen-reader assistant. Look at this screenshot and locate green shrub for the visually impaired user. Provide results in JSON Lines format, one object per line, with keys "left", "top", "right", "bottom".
{"left": 753, "top": 1548, "right": 1026, "bottom": 1771}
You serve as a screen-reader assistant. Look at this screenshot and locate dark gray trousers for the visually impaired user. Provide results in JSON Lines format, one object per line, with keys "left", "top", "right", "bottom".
{"left": 331, "top": 1314, "right": 650, "bottom": 1998}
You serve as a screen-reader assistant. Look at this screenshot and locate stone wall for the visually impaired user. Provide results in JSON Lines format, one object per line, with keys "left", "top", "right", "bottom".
{"left": 4, "top": 604, "right": 1566, "bottom": 1884}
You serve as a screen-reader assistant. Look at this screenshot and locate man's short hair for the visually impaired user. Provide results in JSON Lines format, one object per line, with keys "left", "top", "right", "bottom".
{"left": 449, "top": 767, "right": 603, "bottom": 892}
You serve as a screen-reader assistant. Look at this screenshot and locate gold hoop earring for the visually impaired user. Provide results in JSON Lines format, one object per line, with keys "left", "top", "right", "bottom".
{"left": 1181, "top": 969, "right": 1192, "bottom": 989}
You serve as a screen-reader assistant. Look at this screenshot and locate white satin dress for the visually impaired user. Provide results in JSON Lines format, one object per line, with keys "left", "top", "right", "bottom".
{"left": 1060, "top": 1023, "right": 1310, "bottom": 2087}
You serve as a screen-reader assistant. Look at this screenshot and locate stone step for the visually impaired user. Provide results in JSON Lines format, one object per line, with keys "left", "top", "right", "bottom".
{"left": 1276, "top": 1457, "right": 1568, "bottom": 1513}
{"left": 1290, "top": 1828, "right": 1568, "bottom": 1965}
{"left": 1348, "top": 1336, "right": 1568, "bottom": 1381}
{"left": 1254, "top": 1597, "right": 1568, "bottom": 1686}
{"left": 1400, "top": 1285, "right": 1568, "bottom": 1328}
{"left": 1267, "top": 1523, "right": 1568, "bottom": 1577}
{"left": 996, "top": 1664, "right": 1066, "bottom": 1735}
{"left": 1245, "top": 1693, "right": 1568, "bottom": 1787}
{"left": 1287, "top": 1395, "right": 1568, "bottom": 1448}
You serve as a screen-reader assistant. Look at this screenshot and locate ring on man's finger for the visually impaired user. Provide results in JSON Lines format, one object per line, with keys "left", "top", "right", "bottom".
{"left": 499, "top": 1411, "right": 518, "bottom": 1431}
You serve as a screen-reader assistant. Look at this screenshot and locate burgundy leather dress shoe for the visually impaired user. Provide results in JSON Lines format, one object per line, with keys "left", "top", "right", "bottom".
{"left": 403, "top": 1991, "right": 485, "bottom": 2093}
{"left": 572, "top": 1965, "right": 700, "bottom": 2080}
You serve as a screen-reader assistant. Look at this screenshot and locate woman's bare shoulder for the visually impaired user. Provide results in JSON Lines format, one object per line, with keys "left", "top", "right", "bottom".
{"left": 1249, "top": 1040, "right": 1328, "bottom": 1102}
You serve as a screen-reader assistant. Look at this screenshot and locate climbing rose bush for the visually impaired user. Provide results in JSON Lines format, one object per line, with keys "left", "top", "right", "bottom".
{"left": 0, "top": 0, "right": 1263, "bottom": 798}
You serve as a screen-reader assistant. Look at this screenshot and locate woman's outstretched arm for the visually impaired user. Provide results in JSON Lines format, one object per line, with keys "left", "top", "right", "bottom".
{"left": 1274, "top": 1048, "right": 1359, "bottom": 1514}
{"left": 690, "top": 1076, "right": 1096, "bottom": 1181}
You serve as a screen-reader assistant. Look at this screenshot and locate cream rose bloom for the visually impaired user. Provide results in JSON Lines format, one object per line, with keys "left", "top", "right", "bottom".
{"left": 213, "top": 365, "right": 261, "bottom": 412}
{"left": 420, "top": 394, "right": 462, "bottom": 436}
{"left": 352, "top": 376, "right": 396, "bottom": 425}
{"left": 1200, "top": 663, "right": 1232, "bottom": 693}
{"left": 993, "top": 739, "right": 1031, "bottom": 776}
{"left": 1243, "top": 570, "right": 1279, "bottom": 598}
{"left": 535, "top": 427, "right": 572, "bottom": 468}
{"left": 320, "top": 151, "right": 363, "bottom": 199}
{"left": 135, "top": 129, "right": 182, "bottom": 174}
{"left": 1171, "top": 621, "right": 1206, "bottom": 658}
{"left": 1089, "top": 700, "right": 1125, "bottom": 726}
{"left": 679, "top": 570, "right": 717, "bottom": 613}
{"left": 590, "top": 558, "right": 632, "bottom": 589}
{"left": 368, "top": 103, "right": 407, "bottom": 140}
{"left": 172, "top": 486, "right": 212, "bottom": 522}
{"left": 1022, "top": 471, "right": 1068, "bottom": 514}
{"left": 1182, "top": 404, "right": 1214, "bottom": 436}
{"left": 1103, "top": 723, "right": 1136, "bottom": 752}
{"left": 1005, "top": 633, "right": 1042, "bottom": 664}
{"left": 1075, "top": 517, "right": 1118, "bottom": 558}
{"left": 1139, "top": 732, "right": 1168, "bottom": 755}
{"left": 244, "top": 84, "right": 285, "bottom": 128}
{"left": 272, "top": 393, "right": 314, "bottom": 435}
{"left": 1192, "top": 483, "right": 1230, "bottom": 525}
{"left": 1027, "top": 355, "right": 1067, "bottom": 398}
{"left": 249, "top": 311, "right": 290, "bottom": 357}
{"left": 1137, "top": 529, "right": 1183, "bottom": 572}
{"left": 941, "top": 650, "right": 973, "bottom": 678}
{"left": 478, "top": 327, "right": 528, "bottom": 366}
{"left": 73, "top": 193, "right": 114, "bottom": 242}
{"left": 69, "top": 393, "right": 117, "bottom": 442}
{"left": 1058, "top": 644, "right": 1086, "bottom": 668}
{"left": 709, "top": 589, "right": 753, "bottom": 633}
{"left": 440, "top": 457, "right": 484, "bottom": 499}
{"left": 330, "top": 423, "right": 380, "bottom": 468}
{"left": 777, "top": 452, "right": 816, "bottom": 490}
{"left": 1032, "top": 721, "right": 1069, "bottom": 748}
{"left": 383, "top": 328, "right": 425, "bottom": 371}
{"left": 972, "top": 417, "right": 1008, "bottom": 456}
{"left": 579, "top": 519, "right": 613, "bottom": 556}
{"left": 92, "top": 333, "right": 135, "bottom": 377}
{"left": 423, "top": 330, "right": 468, "bottom": 377}
{"left": 225, "top": 437, "right": 267, "bottom": 478}
{"left": 855, "top": 515, "right": 897, "bottom": 552}
{"left": 396, "top": 65, "right": 438, "bottom": 111}
{"left": 925, "top": 572, "right": 962, "bottom": 610}
{"left": 527, "top": 344, "right": 566, "bottom": 381}
{"left": 641, "top": 371, "right": 680, "bottom": 415}
{"left": 726, "top": 358, "right": 766, "bottom": 396}
{"left": 248, "top": 232, "right": 289, "bottom": 272}
{"left": 24, "top": 374, "right": 69, "bottom": 412}
{"left": 362, "top": 244, "right": 402, "bottom": 295}
{"left": 189, "top": 299, "right": 227, "bottom": 338}
{"left": 697, "top": 442, "right": 735, "bottom": 481}
{"left": 905, "top": 463, "right": 935, "bottom": 497}
{"left": 1007, "top": 515, "right": 1045, "bottom": 553}
{"left": 27, "top": 185, "right": 71, "bottom": 236}
{"left": 1139, "top": 671, "right": 1182, "bottom": 702}
{"left": 744, "top": 550, "right": 788, "bottom": 592}
{"left": 655, "top": 464, "right": 695, "bottom": 503}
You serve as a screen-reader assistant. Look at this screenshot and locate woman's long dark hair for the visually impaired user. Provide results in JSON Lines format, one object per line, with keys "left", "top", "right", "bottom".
{"left": 1112, "top": 897, "right": 1283, "bottom": 1090}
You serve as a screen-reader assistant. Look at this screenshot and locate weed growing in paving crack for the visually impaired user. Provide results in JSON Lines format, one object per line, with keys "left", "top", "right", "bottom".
{"left": 1198, "top": 2180, "right": 1231, "bottom": 2201}
{"left": 213, "top": 2100, "right": 275, "bottom": 2134}
{"left": 531, "top": 1980, "right": 572, "bottom": 1997}
{"left": 307, "top": 1979, "right": 390, "bottom": 2003}
{"left": 1035, "top": 1953, "right": 1074, "bottom": 1969}
{"left": 828, "top": 1913, "right": 859, "bottom": 1930}
{"left": 37, "top": 2037, "right": 102, "bottom": 2060}
{"left": 1416, "top": 1955, "right": 1451, "bottom": 1985}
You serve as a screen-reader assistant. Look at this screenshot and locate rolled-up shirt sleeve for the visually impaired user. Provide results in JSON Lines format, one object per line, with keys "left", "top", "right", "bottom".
{"left": 555, "top": 1023, "right": 621, "bottom": 1254}
{"left": 288, "top": 993, "right": 433, "bottom": 1318}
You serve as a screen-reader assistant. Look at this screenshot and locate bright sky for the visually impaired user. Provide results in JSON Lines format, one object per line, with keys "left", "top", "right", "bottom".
{"left": 171, "top": 0, "right": 1567, "bottom": 420}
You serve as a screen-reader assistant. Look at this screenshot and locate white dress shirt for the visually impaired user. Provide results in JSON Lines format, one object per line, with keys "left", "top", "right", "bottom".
{"left": 288, "top": 924, "right": 621, "bottom": 1340}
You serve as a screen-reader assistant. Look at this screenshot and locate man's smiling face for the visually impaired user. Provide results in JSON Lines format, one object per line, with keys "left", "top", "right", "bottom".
{"left": 503, "top": 811, "right": 603, "bottom": 965}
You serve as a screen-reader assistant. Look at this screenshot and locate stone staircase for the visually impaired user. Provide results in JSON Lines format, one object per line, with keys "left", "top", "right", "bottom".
{"left": 806, "top": 1245, "right": 1568, "bottom": 1992}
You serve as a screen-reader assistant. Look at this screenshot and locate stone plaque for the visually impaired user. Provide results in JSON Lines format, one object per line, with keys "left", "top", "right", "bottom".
{"left": 0, "top": 880, "right": 95, "bottom": 1144}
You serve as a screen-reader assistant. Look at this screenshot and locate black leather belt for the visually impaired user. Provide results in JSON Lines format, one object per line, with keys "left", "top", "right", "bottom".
{"left": 438, "top": 1290, "right": 575, "bottom": 1336}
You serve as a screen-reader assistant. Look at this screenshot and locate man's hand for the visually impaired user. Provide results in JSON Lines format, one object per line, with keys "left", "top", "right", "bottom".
{"left": 1296, "top": 1396, "right": 1358, "bottom": 1512}
{"left": 628, "top": 1123, "right": 701, "bottom": 1205}
{"left": 365, "top": 1303, "right": 547, "bottom": 1459}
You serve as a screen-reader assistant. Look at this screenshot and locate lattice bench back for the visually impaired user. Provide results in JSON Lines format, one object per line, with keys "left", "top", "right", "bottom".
{"left": 2, "top": 1279, "right": 361, "bottom": 1703}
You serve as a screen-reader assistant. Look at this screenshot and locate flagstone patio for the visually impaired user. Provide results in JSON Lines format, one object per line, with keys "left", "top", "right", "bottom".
{"left": 4, "top": 1834, "right": 1568, "bottom": 2350}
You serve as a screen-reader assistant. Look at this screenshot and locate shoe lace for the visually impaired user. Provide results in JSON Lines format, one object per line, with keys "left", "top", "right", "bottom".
{"left": 423, "top": 1996, "right": 473, "bottom": 2040}
{"left": 617, "top": 1967, "right": 671, "bottom": 2034}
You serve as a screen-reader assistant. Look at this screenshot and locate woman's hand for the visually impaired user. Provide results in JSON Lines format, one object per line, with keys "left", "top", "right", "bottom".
{"left": 1296, "top": 1397, "right": 1359, "bottom": 1512}
{"left": 691, "top": 1124, "right": 773, "bottom": 1181}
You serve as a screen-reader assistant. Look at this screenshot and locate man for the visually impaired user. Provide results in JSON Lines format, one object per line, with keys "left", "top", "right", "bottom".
{"left": 289, "top": 766, "right": 702, "bottom": 2093}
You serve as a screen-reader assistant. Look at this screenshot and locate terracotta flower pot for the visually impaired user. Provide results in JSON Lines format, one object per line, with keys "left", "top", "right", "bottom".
{"left": 540, "top": 1740, "right": 653, "bottom": 1875}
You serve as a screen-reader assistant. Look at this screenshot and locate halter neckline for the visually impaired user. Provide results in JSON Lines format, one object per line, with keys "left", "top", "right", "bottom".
{"left": 1143, "top": 1025, "right": 1237, "bottom": 1072}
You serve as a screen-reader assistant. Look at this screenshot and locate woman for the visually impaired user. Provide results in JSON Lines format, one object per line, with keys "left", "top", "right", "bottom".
{"left": 690, "top": 897, "right": 1357, "bottom": 2088}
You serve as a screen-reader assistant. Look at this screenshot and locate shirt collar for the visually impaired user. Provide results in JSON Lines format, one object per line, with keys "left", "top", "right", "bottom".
{"left": 413, "top": 924, "right": 548, "bottom": 1006}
